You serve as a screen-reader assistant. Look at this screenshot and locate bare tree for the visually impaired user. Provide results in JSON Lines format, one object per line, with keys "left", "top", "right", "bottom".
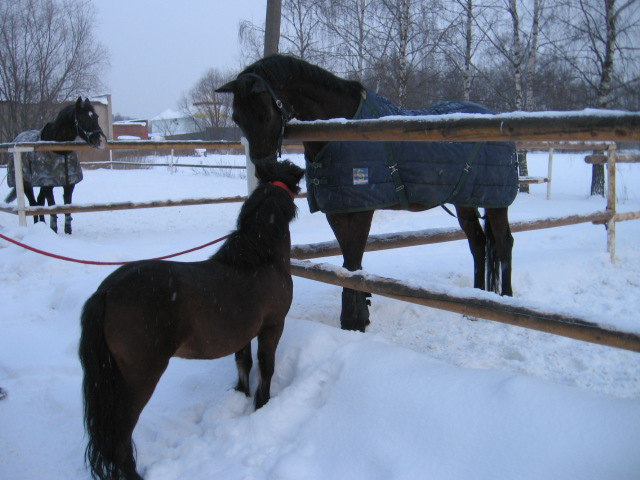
{"left": 556, "top": 0, "right": 640, "bottom": 195}
{"left": 180, "top": 69, "right": 235, "bottom": 133}
{"left": 318, "top": 0, "right": 387, "bottom": 80}
{"left": 279, "top": 0, "right": 327, "bottom": 61}
{"left": 0, "top": 0, "right": 108, "bottom": 142}
{"left": 441, "top": 0, "right": 490, "bottom": 101}
{"left": 376, "top": 0, "right": 450, "bottom": 107}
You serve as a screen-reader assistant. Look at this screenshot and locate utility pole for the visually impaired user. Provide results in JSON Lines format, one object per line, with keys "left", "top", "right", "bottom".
{"left": 264, "top": 0, "right": 282, "bottom": 56}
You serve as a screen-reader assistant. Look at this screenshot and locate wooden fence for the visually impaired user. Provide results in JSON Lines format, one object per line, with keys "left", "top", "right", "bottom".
{"left": 1, "top": 111, "right": 639, "bottom": 351}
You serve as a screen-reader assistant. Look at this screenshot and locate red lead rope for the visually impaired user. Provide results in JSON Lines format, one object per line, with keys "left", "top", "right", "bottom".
{"left": 0, "top": 232, "right": 231, "bottom": 266}
{"left": 0, "top": 181, "right": 295, "bottom": 266}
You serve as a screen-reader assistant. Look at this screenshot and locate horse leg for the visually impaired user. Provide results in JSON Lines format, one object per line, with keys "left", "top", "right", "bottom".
{"left": 23, "top": 184, "right": 40, "bottom": 224}
{"left": 455, "top": 206, "right": 486, "bottom": 290}
{"left": 62, "top": 184, "right": 75, "bottom": 234}
{"left": 254, "top": 322, "right": 284, "bottom": 410}
{"left": 234, "top": 343, "right": 252, "bottom": 397}
{"left": 326, "top": 211, "right": 374, "bottom": 332}
{"left": 484, "top": 207, "right": 514, "bottom": 296}
{"left": 38, "top": 187, "right": 57, "bottom": 233}
{"left": 114, "top": 358, "right": 169, "bottom": 480}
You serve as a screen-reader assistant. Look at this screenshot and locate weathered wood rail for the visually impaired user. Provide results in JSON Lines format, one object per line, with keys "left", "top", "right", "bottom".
{"left": 284, "top": 111, "right": 640, "bottom": 143}
{"left": 290, "top": 259, "right": 640, "bottom": 353}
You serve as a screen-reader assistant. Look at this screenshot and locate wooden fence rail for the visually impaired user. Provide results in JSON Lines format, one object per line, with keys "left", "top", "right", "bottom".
{"left": 290, "top": 259, "right": 640, "bottom": 352}
{"left": 285, "top": 111, "right": 640, "bottom": 143}
{"left": 290, "top": 211, "right": 640, "bottom": 260}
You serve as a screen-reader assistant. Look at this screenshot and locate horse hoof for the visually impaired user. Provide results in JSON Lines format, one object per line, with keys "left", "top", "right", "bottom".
{"left": 0, "top": 387, "right": 7, "bottom": 400}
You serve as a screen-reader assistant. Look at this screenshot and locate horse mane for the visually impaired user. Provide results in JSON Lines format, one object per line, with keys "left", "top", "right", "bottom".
{"left": 241, "top": 54, "right": 362, "bottom": 98}
{"left": 212, "top": 160, "right": 304, "bottom": 268}
{"left": 40, "top": 104, "right": 76, "bottom": 141}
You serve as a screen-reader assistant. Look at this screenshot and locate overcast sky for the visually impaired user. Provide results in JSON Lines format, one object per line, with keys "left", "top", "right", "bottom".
{"left": 93, "top": 1, "right": 266, "bottom": 119}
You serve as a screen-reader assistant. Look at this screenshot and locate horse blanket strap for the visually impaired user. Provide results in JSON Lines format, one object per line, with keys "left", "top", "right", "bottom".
{"left": 7, "top": 130, "right": 83, "bottom": 188}
{"left": 306, "top": 90, "right": 518, "bottom": 214}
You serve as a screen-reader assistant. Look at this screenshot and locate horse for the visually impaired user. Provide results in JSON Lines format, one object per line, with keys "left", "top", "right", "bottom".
{"left": 5, "top": 97, "right": 105, "bottom": 234}
{"left": 216, "top": 54, "right": 518, "bottom": 332}
{"left": 78, "top": 159, "right": 305, "bottom": 480}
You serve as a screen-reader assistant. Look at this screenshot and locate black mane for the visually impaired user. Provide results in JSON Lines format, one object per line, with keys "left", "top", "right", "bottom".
{"left": 212, "top": 160, "right": 304, "bottom": 268}
{"left": 241, "top": 54, "right": 362, "bottom": 98}
{"left": 40, "top": 104, "right": 76, "bottom": 142}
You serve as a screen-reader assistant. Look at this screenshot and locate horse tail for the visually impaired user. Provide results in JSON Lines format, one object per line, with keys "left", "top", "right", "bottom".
{"left": 4, "top": 188, "right": 17, "bottom": 203}
{"left": 79, "top": 290, "right": 133, "bottom": 480}
{"left": 484, "top": 217, "right": 501, "bottom": 295}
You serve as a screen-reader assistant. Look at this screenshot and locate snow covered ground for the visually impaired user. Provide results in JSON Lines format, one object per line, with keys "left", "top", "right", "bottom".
{"left": 1, "top": 152, "right": 639, "bottom": 479}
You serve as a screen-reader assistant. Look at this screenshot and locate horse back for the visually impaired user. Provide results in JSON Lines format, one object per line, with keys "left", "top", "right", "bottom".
{"left": 99, "top": 259, "right": 292, "bottom": 361}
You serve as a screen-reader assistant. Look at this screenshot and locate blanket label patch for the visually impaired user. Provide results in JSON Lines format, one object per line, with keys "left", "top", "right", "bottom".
{"left": 353, "top": 168, "right": 369, "bottom": 185}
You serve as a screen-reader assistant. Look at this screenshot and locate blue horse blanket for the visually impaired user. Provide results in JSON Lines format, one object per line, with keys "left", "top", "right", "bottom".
{"left": 305, "top": 90, "right": 518, "bottom": 214}
{"left": 7, "top": 130, "right": 83, "bottom": 188}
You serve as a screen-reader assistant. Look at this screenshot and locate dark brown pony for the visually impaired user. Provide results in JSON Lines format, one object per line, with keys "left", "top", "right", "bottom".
{"left": 217, "top": 55, "right": 515, "bottom": 332}
{"left": 78, "top": 160, "right": 305, "bottom": 480}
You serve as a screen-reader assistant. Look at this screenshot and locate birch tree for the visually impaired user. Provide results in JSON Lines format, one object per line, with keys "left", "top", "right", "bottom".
{"left": 318, "top": 0, "right": 386, "bottom": 80}
{"left": 557, "top": 0, "right": 639, "bottom": 195}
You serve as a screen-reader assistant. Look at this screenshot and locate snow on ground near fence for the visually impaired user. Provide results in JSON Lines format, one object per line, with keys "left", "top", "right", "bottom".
{"left": 1, "top": 153, "right": 639, "bottom": 479}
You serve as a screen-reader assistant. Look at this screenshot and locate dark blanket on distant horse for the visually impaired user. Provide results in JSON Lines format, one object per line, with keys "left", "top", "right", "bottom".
{"left": 7, "top": 130, "right": 83, "bottom": 188}
{"left": 305, "top": 90, "right": 518, "bottom": 214}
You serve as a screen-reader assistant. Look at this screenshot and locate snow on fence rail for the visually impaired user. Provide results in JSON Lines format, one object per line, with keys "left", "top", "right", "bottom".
{"left": 290, "top": 259, "right": 640, "bottom": 353}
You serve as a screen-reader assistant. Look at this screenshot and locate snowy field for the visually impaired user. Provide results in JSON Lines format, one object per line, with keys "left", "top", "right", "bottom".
{"left": 1, "top": 152, "right": 639, "bottom": 479}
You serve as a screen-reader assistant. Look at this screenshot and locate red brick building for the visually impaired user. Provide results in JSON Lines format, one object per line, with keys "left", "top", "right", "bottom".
{"left": 113, "top": 120, "right": 149, "bottom": 140}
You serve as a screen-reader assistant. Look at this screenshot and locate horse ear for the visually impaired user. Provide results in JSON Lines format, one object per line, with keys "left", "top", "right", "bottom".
{"left": 76, "top": 97, "right": 83, "bottom": 109}
{"left": 250, "top": 79, "right": 267, "bottom": 95}
{"left": 84, "top": 97, "right": 92, "bottom": 107}
{"left": 215, "top": 80, "right": 237, "bottom": 93}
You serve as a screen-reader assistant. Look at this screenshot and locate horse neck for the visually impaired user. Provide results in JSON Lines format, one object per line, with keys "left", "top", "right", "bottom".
{"left": 281, "top": 82, "right": 361, "bottom": 158}
{"left": 213, "top": 194, "right": 294, "bottom": 270}
{"left": 40, "top": 107, "right": 76, "bottom": 142}
{"left": 282, "top": 82, "right": 361, "bottom": 122}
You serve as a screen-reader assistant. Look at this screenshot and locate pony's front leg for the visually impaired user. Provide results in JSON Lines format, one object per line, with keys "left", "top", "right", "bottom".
{"left": 234, "top": 343, "right": 252, "bottom": 397}
{"left": 254, "top": 322, "right": 284, "bottom": 410}
{"left": 326, "top": 211, "right": 374, "bottom": 332}
{"left": 62, "top": 185, "right": 75, "bottom": 234}
{"left": 38, "top": 187, "right": 57, "bottom": 233}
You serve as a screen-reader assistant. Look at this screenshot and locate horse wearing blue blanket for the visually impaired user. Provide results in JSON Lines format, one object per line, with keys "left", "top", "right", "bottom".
{"left": 218, "top": 55, "right": 518, "bottom": 332}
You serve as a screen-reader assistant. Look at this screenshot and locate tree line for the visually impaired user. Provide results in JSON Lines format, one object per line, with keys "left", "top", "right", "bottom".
{"left": 239, "top": 0, "right": 638, "bottom": 113}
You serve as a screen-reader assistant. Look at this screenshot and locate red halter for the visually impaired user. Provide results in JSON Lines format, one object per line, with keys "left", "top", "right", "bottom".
{"left": 269, "top": 181, "right": 296, "bottom": 199}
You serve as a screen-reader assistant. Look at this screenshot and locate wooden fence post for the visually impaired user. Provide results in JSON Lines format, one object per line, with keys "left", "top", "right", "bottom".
{"left": 547, "top": 147, "right": 554, "bottom": 200}
{"left": 606, "top": 144, "right": 617, "bottom": 263}
{"left": 242, "top": 137, "right": 258, "bottom": 194}
{"left": 9, "top": 147, "right": 29, "bottom": 227}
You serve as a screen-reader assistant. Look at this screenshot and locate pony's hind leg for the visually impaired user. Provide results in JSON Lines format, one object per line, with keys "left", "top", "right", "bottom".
{"left": 62, "top": 184, "right": 75, "bottom": 234}
{"left": 484, "top": 208, "right": 514, "bottom": 296}
{"left": 254, "top": 322, "right": 285, "bottom": 410}
{"left": 326, "top": 211, "right": 374, "bottom": 332}
{"left": 113, "top": 356, "right": 169, "bottom": 480}
{"left": 455, "top": 206, "right": 486, "bottom": 290}
{"left": 235, "top": 343, "right": 252, "bottom": 397}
